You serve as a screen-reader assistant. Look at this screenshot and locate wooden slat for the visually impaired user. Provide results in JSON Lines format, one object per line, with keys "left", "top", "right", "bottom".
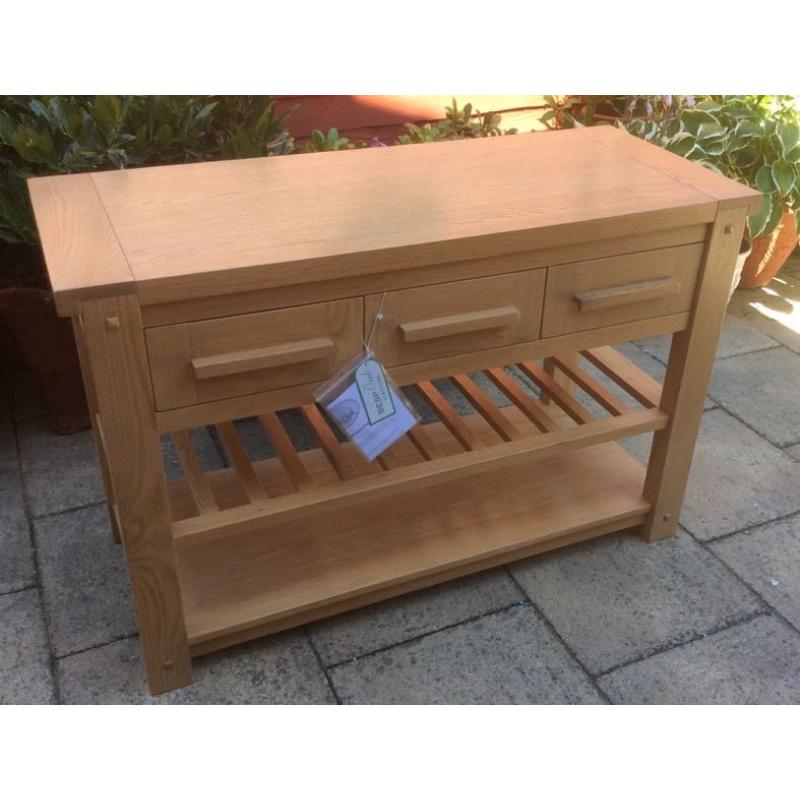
{"left": 215, "top": 422, "right": 268, "bottom": 502}
{"left": 259, "top": 412, "right": 312, "bottom": 491}
{"left": 171, "top": 430, "right": 218, "bottom": 514}
{"left": 581, "top": 346, "right": 662, "bottom": 409}
{"left": 484, "top": 368, "right": 560, "bottom": 433}
{"left": 301, "top": 404, "right": 365, "bottom": 480}
{"left": 550, "top": 356, "right": 629, "bottom": 417}
{"left": 516, "top": 361, "right": 594, "bottom": 425}
{"left": 450, "top": 374, "right": 521, "bottom": 442}
{"left": 415, "top": 380, "right": 478, "bottom": 451}
{"left": 406, "top": 424, "right": 444, "bottom": 461}
{"left": 173, "top": 407, "right": 669, "bottom": 543}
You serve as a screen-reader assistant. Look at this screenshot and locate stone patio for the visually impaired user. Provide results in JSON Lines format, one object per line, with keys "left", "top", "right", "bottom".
{"left": 2, "top": 254, "right": 800, "bottom": 704}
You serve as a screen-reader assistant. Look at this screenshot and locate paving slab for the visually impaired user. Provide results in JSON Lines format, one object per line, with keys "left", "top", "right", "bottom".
{"left": 728, "top": 260, "right": 800, "bottom": 355}
{"left": 160, "top": 426, "right": 225, "bottom": 481}
{"left": 17, "top": 419, "right": 104, "bottom": 517}
{"left": 711, "top": 515, "right": 800, "bottom": 630}
{"left": 0, "top": 589, "right": 55, "bottom": 704}
{"left": 0, "top": 390, "right": 17, "bottom": 473}
{"left": 34, "top": 503, "right": 136, "bottom": 656}
{"left": 708, "top": 347, "right": 800, "bottom": 447}
{"left": 10, "top": 370, "right": 45, "bottom": 422}
{"left": 599, "top": 615, "right": 800, "bottom": 704}
{"left": 329, "top": 605, "right": 604, "bottom": 704}
{"left": 669, "top": 409, "right": 800, "bottom": 541}
{"left": 510, "top": 529, "right": 762, "bottom": 675}
{"left": 309, "top": 569, "right": 524, "bottom": 665}
{"left": 58, "top": 632, "right": 335, "bottom": 704}
{"left": 637, "top": 312, "right": 779, "bottom": 364}
{"left": 0, "top": 469, "right": 35, "bottom": 594}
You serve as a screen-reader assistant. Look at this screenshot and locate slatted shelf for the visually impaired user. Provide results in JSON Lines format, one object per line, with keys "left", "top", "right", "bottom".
{"left": 163, "top": 346, "right": 666, "bottom": 529}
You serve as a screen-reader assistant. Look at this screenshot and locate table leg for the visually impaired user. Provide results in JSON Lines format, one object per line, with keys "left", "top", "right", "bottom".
{"left": 79, "top": 294, "right": 192, "bottom": 693}
{"left": 641, "top": 208, "right": 747, "bottom": 542}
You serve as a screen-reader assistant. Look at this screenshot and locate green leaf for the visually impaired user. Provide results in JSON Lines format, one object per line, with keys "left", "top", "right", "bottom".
{"left": 734, "top": 119, "right": 762, "bottom": 138}
{"left": 772, "top": 161, "right": 796, "bottom": 196}
{"left": 700, "top": 138, "right": 727, "bottom": 156}
{"left": 10, "top": 127, "right": 56, "bottom": 164}
{"left": 696, "top": 121, "right": 727, "bottom": 141}
{"left": 681, "top": 109, "right": 719, "bottom": 136}
{"left": 776, "top": 122, "right": 800, "bottom": 157}
{"left": 787, "top": 145, "right": 800, "bottom": 163}
{"left": 91, "top": 95, "right": 123, "bottom": 144}
{"left": 762, "top": 195, "right": 785, "bottom": 236}
{"left": 749, "top": 192, "right": 772, "bottom": 237}
{"left": 695, "top": 100, "right": 722, "bottom": 112}
{"left": 732, "top": 144, "right": 761, "bottom": 168}
{"left": 755, "top": 165, "right": 774, "bottom": 193}
{"left": 666, "top": 132, "right": 696, "bottom": 157}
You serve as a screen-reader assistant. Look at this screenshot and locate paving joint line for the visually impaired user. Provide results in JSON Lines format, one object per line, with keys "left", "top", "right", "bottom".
{"left": 56, "top": 632, "right": 138, "bottom": 662}
{"left": 702, "top": 395, "right": 798, "bottom": 451}
{"left": 32, "top": 499, "right": 108, "bottom": 521}
{"left": 11, "top": 402, "right": 64, "bottom": 705}
{"left": 0, "top": 583, "right": 38, "bottom": 598}
{"left": 593, "top": 607, "right": 770, "bottom": 680}
{"left": 323, "top": 599, "right": 530, "bottom": 672}
{"left": 687, "top": 527, "right": 800, "bottom": 641}
{"left": 303, "top": 628, "right": 343, "bottom": 705}
{"left": 503, "top": 566, "right": 613, "bottom": 704}
{"left": 687, "top": 507, "right": 800, "bottom": 546}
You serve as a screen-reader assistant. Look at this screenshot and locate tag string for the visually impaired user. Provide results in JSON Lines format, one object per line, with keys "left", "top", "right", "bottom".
{"left": 363, "top": 291, "right": 387, "bottom": 354}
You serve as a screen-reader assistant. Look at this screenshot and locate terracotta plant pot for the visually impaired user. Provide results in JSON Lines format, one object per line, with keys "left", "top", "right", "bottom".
{"left": 0, "top": 287, "right": 89, "bottom": 434}
{"left": 729, "top": 234, "right": 753, "bottom": 299}
{"left": 738, "top": 209, "right": 799, "bottom": 289}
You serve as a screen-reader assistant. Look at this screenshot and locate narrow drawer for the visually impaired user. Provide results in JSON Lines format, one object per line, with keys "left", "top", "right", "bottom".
{"left": 146, "top": 298, "right": 363, "bottom": 410}
{"left": 365, "top": 269, "right": 546, "bottom": 366}
{"left": 542, "top": 242, "right": 704, "bottom": 338}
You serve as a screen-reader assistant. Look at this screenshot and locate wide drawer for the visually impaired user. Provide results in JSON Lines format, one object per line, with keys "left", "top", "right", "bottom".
{"left": 146, "top": 298, "right": 363, "bottom": 410}
{"left": 365, "top": 269, "right": 546, "bottom": 366}
{"left": 542, "top": 242, "right": 704, "bottom": 338}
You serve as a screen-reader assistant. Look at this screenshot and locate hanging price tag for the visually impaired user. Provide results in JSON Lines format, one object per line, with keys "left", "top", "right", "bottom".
{"left": 314, "top": 351, "right": 419, "bottom": 462}
{"left": 355, "top": 357, "right": 395, "bottom": 424}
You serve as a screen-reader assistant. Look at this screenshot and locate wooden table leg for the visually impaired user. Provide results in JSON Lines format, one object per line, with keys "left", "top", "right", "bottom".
{"left": 72, "top": 316, "right": 122, "bottom": 544}
{"left": 79, "top": 294, "right": 192, "bottom": 693}
{"left": 641, "top": 208, "right": 747, "bottom": 542}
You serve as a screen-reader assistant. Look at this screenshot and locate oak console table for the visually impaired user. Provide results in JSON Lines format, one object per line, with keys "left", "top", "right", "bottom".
{"left": 29, "top": 128, "right": 760, "bottom": 694}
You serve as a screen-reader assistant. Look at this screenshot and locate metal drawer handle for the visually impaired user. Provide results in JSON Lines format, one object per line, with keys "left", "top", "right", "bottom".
{"left": 191, "top": 337, "right": 335, "bottom": 381}
{"left": 573, "top": 277, "right": 681, "bottom": 312}
{"left": 399, "top": 306, "right": 520, "bottom": 343}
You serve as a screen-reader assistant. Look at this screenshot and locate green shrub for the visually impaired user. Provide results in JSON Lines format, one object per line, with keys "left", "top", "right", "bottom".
{"left": 0, "top": 95, "right": 294, "bottom": 245}
{"left": 396, "top": 98, "right": 517, "bottom": 144}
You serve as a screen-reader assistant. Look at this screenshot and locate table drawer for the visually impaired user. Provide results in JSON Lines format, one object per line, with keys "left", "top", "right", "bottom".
{"left": 365, "top": 269, "right": 546, "bottom": 367}
{"left": 146, "top": 298, "right": 363, "bottom": 410}
{"left": 541, "top": 242, "right": 704, "bottom": 338}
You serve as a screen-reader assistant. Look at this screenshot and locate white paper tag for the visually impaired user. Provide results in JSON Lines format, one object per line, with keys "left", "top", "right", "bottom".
{"left": 326, "top": 358, "right": 417, "bottom": 461}
{"left": 355, "top": 357, "right": 395, "bottom": 424}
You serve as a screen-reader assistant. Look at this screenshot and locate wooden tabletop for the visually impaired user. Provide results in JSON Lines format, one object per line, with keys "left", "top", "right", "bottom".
{"left": 28, "top": 126, "right": 761, "bottom": 314}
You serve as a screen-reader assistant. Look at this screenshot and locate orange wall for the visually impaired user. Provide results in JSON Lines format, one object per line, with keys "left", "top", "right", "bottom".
{"left": 275, "top": 95, "right": 549, "bottom": 144}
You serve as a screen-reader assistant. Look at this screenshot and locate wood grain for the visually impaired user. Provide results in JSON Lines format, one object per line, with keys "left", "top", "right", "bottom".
{"left": 642, "top": 208, "right": 749, "bottom": 541}
{"left": 79, "top": 295, "right": 191, "bottom": 694}
{"left": 542, "top": 243, "right": 703, "bottom": 337}
{"left": 27, "top": 174, "right": 134, "bottom": 316}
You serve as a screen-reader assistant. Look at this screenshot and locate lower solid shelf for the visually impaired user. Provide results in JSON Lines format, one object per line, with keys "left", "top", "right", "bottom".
{"left": 162, "top": 345, "right": 665, "bottom": 655}
{"left": 179, "top": 439, "right": 649, "bottom": 654}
